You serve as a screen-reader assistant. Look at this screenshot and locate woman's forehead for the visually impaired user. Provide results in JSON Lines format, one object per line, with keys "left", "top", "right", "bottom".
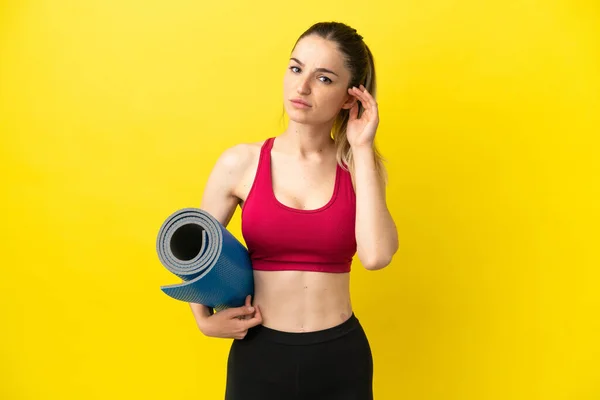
{"left": 291, "top": 36, "right": 345, "bottom": 70}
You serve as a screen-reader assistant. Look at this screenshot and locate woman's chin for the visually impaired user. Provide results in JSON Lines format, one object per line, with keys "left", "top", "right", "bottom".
{"left": 285, "top": 108, "right": 313, "bottom": 122}
{"left": 284, "top": 106, "right": 333, "bottom": 126}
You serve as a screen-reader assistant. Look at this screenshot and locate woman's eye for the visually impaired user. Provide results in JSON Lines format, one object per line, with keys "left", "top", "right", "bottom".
{"left": 289, "top": 66, "right": 332, "bottom": 84}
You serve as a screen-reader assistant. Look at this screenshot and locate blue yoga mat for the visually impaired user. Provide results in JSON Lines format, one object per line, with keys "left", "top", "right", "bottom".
{"left": 156, "top": 208, "right": 254, "bottom": 311}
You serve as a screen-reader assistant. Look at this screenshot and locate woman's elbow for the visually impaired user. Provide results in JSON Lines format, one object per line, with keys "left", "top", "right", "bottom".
{"left": 356, "top": 234, "right": 399, "bottom": 270}
{"left": 360, "top": 252, "right": 395, "bottom": 271}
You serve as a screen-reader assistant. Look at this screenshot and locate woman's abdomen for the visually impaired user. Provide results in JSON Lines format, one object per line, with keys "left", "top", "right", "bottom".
{"left": 252, "top": 270, "right": 353, "bottom": 332}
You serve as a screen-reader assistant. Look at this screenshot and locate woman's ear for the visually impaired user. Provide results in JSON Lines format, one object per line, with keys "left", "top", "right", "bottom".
{"left": 341, "top": 92, "right": 358, "bottom": 110}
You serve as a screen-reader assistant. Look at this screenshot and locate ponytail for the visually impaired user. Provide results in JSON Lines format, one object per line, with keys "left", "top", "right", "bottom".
{"left": 332, "top": 42, "right": 387, "bottom": 187}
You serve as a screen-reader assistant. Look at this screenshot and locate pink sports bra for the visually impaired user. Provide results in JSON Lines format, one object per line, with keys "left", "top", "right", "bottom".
{"left": 241, "top": 137, "right": 357, "bottom": 273}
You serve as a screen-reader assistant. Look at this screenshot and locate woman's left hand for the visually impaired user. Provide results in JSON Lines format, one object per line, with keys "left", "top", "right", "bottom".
{"left": 346, "top": 84, "right": 379, "bottom": 149}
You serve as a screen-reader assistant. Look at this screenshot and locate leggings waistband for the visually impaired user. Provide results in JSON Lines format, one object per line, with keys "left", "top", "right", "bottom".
{"left": 244, "top": 313, "right": 360, "bottom": 346}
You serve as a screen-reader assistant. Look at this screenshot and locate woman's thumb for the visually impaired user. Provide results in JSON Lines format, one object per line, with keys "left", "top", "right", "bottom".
{"left": 229, "top": 304, "right": 254, "bottom": 318}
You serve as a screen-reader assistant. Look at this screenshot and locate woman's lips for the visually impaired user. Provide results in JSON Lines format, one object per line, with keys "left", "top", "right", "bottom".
{"left": 290, "top": 99, "right": 311, "bottom": 108}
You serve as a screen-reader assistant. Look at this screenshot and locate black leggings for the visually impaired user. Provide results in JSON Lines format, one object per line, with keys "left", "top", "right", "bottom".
{"left": 225, "top": 313, "right": 373, "bottom": 400}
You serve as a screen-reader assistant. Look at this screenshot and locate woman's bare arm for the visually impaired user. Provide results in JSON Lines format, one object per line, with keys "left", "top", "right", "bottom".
{"left": 352, "top": 146, "right": 399, "bottom": 271}
{"left": 188, "top": 144, "right": 258, "bottom": 332}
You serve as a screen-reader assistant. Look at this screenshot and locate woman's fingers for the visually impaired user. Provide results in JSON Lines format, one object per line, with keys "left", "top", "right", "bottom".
{"left": 349, "top": 88, "right": 366, "bottom": 111}
{"left": 353, "top": 85, "right": 376, "bottom": 109}
{"left": 254, "top": 304, "right": 262, "bottom": 321}
{"left": 349, "top": 100, "right": 359, "bottom": 121}
{"left": 242, "top": 304, "right": 263, "bottom": 328}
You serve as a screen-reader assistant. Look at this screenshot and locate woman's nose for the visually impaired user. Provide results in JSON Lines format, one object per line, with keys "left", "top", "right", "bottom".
{"left": 297, "top": 78, "right": 311, "bottom": 94}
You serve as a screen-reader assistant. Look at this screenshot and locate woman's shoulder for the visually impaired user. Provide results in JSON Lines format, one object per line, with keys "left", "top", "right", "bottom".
{"left": 230, "top": 138, "right": 268, "bottom": 154}
{"left": 214, "top": 138, "right": 269, "bottom": 173}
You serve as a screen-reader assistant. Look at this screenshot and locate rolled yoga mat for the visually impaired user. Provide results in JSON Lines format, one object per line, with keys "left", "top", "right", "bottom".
{"left": 156, "top": 207, "right": 254, "bottom": 311}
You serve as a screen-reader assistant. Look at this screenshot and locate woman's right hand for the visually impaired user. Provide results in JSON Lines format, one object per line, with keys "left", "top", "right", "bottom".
{"left": 199, "top": 295, "right": 263, "bottom": 340}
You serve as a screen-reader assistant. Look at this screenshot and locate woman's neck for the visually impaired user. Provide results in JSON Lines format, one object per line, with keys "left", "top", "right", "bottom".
{"left": 279, "top": 121, "right": 336, "bottom": 157}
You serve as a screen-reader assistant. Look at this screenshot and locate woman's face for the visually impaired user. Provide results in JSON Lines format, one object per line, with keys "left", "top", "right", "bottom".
{"left": 283, "top": 35, "right": 355, "bottom": 125}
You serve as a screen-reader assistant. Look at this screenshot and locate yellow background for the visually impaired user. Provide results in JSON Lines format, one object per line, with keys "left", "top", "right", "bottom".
{"left": 1, "top": 0, "right": 599, "bottom": 399}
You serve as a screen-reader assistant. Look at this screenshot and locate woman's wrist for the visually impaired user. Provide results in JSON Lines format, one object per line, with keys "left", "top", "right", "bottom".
{"left": 351, "top": 144, "right": 375, "bottom": 157}
{"left": 351, "top": 145, "right": 376, "bottom": 166}
{"left": 196, "top": 306, "right": 214, "bottom": 334}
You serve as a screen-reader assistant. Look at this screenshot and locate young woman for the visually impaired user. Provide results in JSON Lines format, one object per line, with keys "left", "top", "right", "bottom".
{"left": 190, "top": 21, "right": 398, "bottom": 400}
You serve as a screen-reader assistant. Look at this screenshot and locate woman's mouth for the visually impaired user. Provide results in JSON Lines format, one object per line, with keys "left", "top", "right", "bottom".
{"left": 290, "top": 99, "right": 311, "bottom": 108}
